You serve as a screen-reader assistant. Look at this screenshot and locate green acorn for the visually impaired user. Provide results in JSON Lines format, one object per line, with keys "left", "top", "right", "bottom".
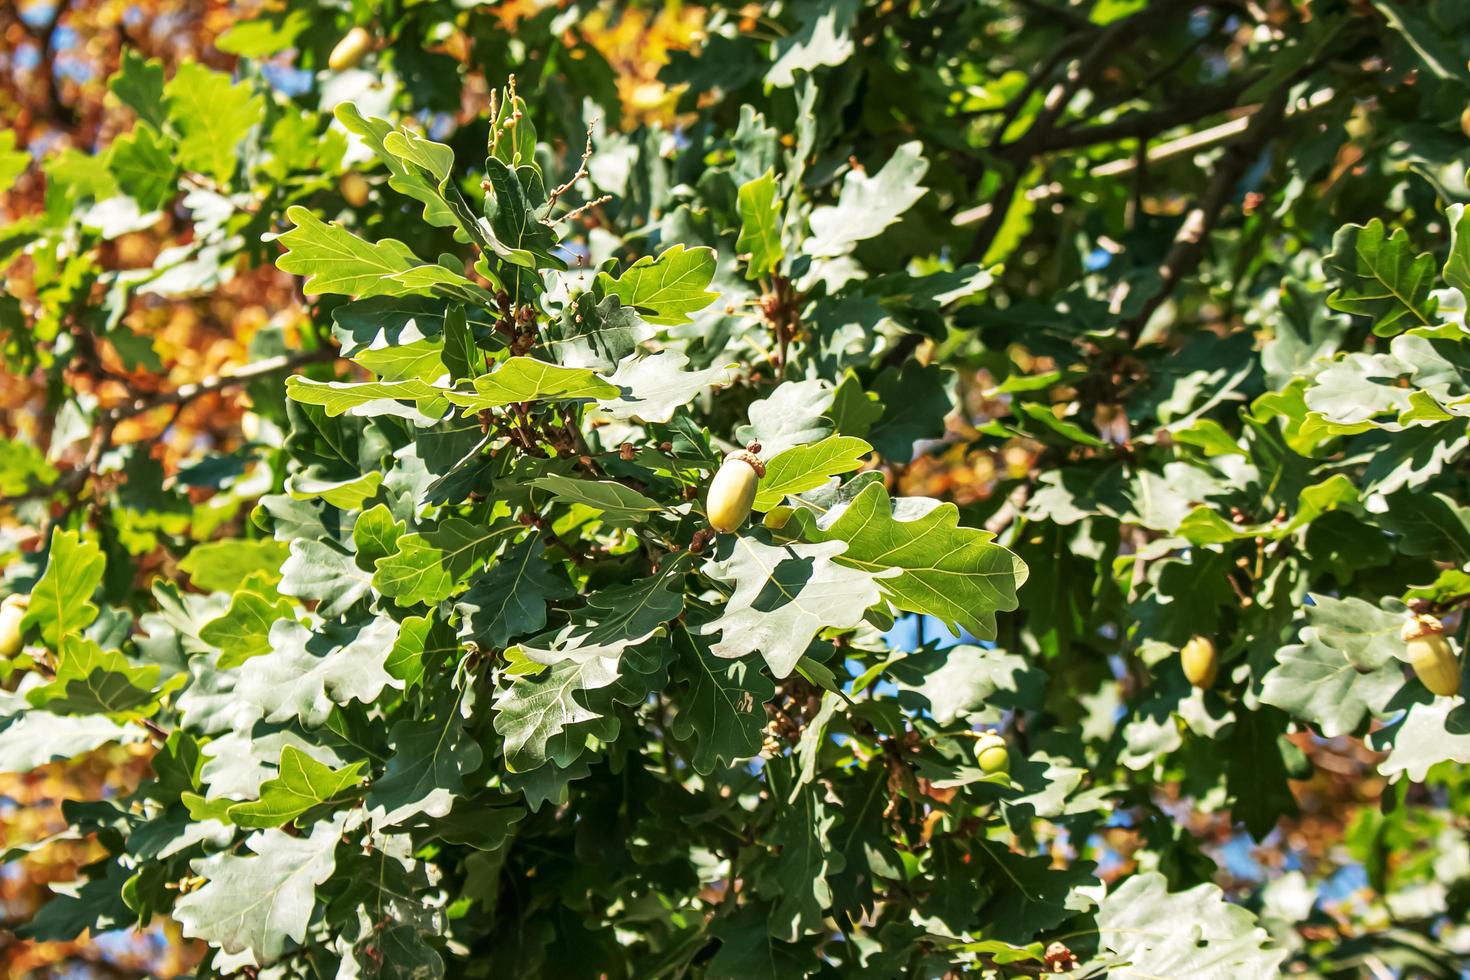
{"left": 974, "top": 731, "right": 1010, "bottom": 775}
{"left": 1181, "top": 635, "right": 1218, "bottom": 689}
{"left": 1402, "top": 614, "right": 1460, "bottom": 698}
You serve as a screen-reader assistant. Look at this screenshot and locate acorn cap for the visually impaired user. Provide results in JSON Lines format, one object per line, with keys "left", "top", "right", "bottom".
{"left": 1402, "top": 613, "right": 1447, "bottom": 643}
{"left": 723, "top": 449, "right": 765, "bottom": 478}
{"left": 974, "top": 730, "right": 1005, "bottom": 750}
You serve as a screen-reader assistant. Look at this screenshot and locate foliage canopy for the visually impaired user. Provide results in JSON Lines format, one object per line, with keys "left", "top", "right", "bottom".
{"left": 5, "top": 0, "right": 1470, "bottom": 976}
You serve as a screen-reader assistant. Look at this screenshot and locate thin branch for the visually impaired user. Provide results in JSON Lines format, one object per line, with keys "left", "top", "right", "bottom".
{"left": 967, "top": 0, "right": 1193, "bottom": 262}
{"left": 1119, "top": 86, "right": 1290, "bottom": 339}
{"left": 552, "top": 194, "right": 612, "bottom": 226}
{"left": 0, "top": 347, "right": 339, "bottom": 513}
{"left": 1029, "top": 76, "right": 1258, "bottom": 156}
{"left": 110, "top": 347, "right": 338, "bottom": 420}
{"left": 1009, "top": 0, "right": 1092, "bottom": 31}
{"left": 542, "top": 121, "right": 597, "bottom": 221}
{"left": 952, "top": 87, "right": 1336, "bottom": 225}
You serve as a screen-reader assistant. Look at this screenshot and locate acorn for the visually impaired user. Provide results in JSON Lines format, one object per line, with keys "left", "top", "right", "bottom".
{"left": 340, "top": 172, "right": 370, "bottom": 207}
{"left": 0, "top": 594, "right": 29, "bottom": 659}
{"left": 1461, "top": 106, "right": 1470, "bottom": 140}
{"left": 328, "top": 27, "right": 374, "bottom": 71}
{"left": 973, "top": 731, "right": 1009, "bottom": 775}
{"left": 1181, "top": 635, "right": 1217, "bottom": 689}
{"left": 1401, "top": 614, "right": 1461, "bottom": 698}
{"left": 706, "top": 448, "right": 764, "bottom": 534}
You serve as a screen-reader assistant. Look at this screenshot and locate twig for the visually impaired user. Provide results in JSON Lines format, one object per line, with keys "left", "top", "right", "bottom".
{"left": 967, "top": 0, "right": 1192, "bottom": 262}
{"left": 555, "top": 191, "right": 614, "bottom": 224}
{"left": 542, "top": 121, "right": 597, "bottom": 220}
{"left": 1030, "top": 76, "right": 1257, "bottom": 156}
{"left": 952, "top": 87, "right": 1336, "bottom": 226}
{"left": 110, "top": 347, "right": 338, "bottom": 419}
{"left": 1, "top": 347, "right": 339, "bottom": 514}
{"left": 1118, "top": 86, "right": 1289, "bottom": 338}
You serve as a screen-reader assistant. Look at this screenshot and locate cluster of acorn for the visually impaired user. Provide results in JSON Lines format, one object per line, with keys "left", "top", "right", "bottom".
{"left": 703, "top": 445, "right": 1024, "bottom": 773}
{"left": 1178, "top": 614, "right": 1461, "bottom": 698}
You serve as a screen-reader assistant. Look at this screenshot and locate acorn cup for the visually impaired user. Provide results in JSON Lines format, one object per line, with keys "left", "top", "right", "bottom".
{"left": 706, "top": 447, "right": 764, "bottom": 534}
{"left": 1401, "top": 614, "right": 1461, "bottom": 698}
{"left": 1181, "top": 635, "right": 1218, "bottom": 689}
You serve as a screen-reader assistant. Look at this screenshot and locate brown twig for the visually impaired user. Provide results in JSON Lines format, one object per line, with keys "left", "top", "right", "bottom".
{"left": 542, "top": 121, "right": 597, "bottom": 220}
{"left": 1118, "top": 86, "right": 1289, "bottom": 339}
{"left": 1, "top": 347, "right": 339, "bottom": 516}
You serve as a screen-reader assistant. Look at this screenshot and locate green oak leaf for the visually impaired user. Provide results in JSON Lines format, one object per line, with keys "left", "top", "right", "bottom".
{"left": 754, "top": 435, "right": 871, "bottom": 510}
{"left": 226, "top": 746, "right": 366, "bottom": 829}
{"left": 455, "top": 536, "right": 574, "bottom": 650}
{"left": 352, "top": 504, "right": 406, "bottom": 572}
{"left": 285, "top": 375, "right": 447, "bottom": 420}
{"left": 25, "top": 528, "right": 106, "bottom": 648}
{"left": 109, "top": 50, "right": 167, "bottom": 129}
{"left": 163, "top": 61, "right": 264, "bottom": 184}
{"left": 757, "top": 781, "right": 846, "bottom": 941}
{"left": 777, "top": 481, "right": 1027, "bottom": 642}
{"left": 483, "top": 157, "right": 563, "bottom": 268}
{"left": 174, "top": 819, "right": 341, "bottom": 963}
{"left": 736, "top": 169, "right": 784, "bottom": 278}
{"left": 973, "top": 843, "right": 1097, "bottom": 942}
{"left": 598, "top": 351, "right": 735, "bottom": 424}
{"left": 26, "top": 636, "right": 181, "bottom": 720}
{"left": 707, "top": 903, "right": 819, "bottom": 980}
{"left": 805, "top": 141, "right": 927, "bottom": 257}
{"left": 868, "top": 360, "right": 954, "bottom": 461}
{"left": 668, "top": 627, "right": 775, "bottom": 774}
{"left": 766, "top": 0, "right": 860, "bottom": 87}
{"left": 284, "top": 470, "right": 384, "bottom": 510}
{"left": 1324, "top": 218, "right": 1437, "bottom": 336}
{"left": 1305, "top": 593, "right": 1409, "bottom": 671}
{"left": 527, "top": 474, "right": 663, "bottom": 526}
{"left": 515, "top": 557, "right": 689, "bottom": 664}
{"left": 700, "top": 534, "right": 879, "bottom": 677}
{"left": 1259, "top": 629, "right": 1402, "bottom": 737}
{"left": 0, "top": 710, "right": 145, "bottom": 775}
{"left": 279, "top": 539, "right": 374, "bottom": 619}
{"left": 1446, "top": 202, "right": 1470, "bottom": 300}
{"left": 493, "top": 642, "right": 667, "bottom": 772}
{"left": 354, "top": 338, "right": 450, "bottom": 383}
{"left": 1088, "top": 872, "right": 1287, "bottom": 977}
{"left": 179, "top": 539, "right": 289, "bottom": 592}
{"left": 1226, "top": 707, "right": 1299, "bottom": 839}
{"left": 275, "top": 206, "right": 477, "bottom": 300}
{"left": 335, "top": 103, "right": 458, "bottom": 232}
{"left": 444, "top": 356, "right": 619, "bottom": 411}
{"left": 1372, "top": 696, "right": 1470, "bottom": 782}
{"left": 200, "top": 587, "right": 296, "bottom": 669}
{"left": 543, "top": 292, "right": 654, "bottom": 373}
{"left": 374, "top": 516, "right": 519, "bottom": 606}
{"left": 237, "top": 618, "right": 400, "bottom": 727}
{"left": 106, "top": 123, "right": 178, "bottom": 211}
{"left": 366, "top": 689, "right": 484, "bottom": 827}
{"left": 596, "top": 243, "right": 719, "bottom": 326}
{"left": 736, "top": 378, "right": 835, "bottom": 456}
